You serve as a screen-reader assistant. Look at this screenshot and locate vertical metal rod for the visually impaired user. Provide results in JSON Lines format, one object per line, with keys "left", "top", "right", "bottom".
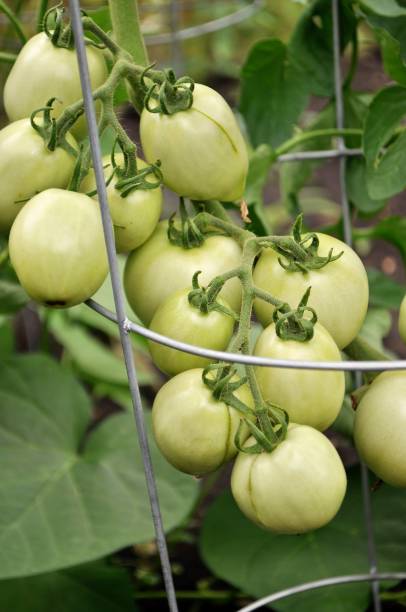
{"left": 68, "top": 3, "right": 179, "bottom": 610}
{"left": 332, "top": 1, "right": 381, "bottom": 611}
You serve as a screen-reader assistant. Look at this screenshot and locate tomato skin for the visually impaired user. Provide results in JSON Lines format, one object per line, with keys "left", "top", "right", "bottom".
{"left": 254, "top": 322, "right": 345, "bottom": 431}
{"left": 9, "top": 188, "right": 108, "bottom": 307}
{"left": 354, "top": 371, "right": 406, "bottom": 487}
{"left": 231, "top": 424, "right": 347, "bottom": 534}
{"left": 4, "top": 33, "right": 107, "bottom": 140}
{"left": 140, "top": 83, "right": 248, "bottom": 201}
{"left": 124, "top": 221, "right": 242, "bottom": 325}
{"left": 0, "top": 119, "right": 77, "bottom": 233}
{"left": 80, "top": 155, "right": 162, "bottom": 253}
{"left": 253, "top": 233, "right": 369, "bottom": 349}
{"left": 398, "top": 295, "right": 406, "bottom": 345}
{"left": 148, "top": 288, "right": 235, "bottom": 375}
{"left": 152, "top": 368, "right": 253, "bottom": 476}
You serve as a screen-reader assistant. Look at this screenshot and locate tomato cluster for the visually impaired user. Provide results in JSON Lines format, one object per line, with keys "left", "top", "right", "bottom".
{"left": 3, "top": 21, "right": 405, "bottom": 538}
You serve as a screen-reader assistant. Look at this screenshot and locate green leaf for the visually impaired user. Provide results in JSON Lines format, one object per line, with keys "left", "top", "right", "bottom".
{"left": 358, "top": 308, "right": 393, "bottom": 354}
{"left": 47, "top": 312, "right": 131, "bottom": 386}
{"left": 0, "top": 560, "right": 136, "bottom": 612}
{"left": 289, "top": 0, "right": 356, "bottom": 97}
{"left": 366, "top": 13, "right": 406, "bottom": 64}
{"left": 240, "top": 38, "right": 309, "bottom": 148}
{"left": 380, "top": 31, "right": 406, "bottom": 85}
{"left": 367, "top": 267, "right": 405, "bottom": 309}
{"left": 0, "top": 354, "right": 199, "bottom": 578}
{"left": 359, "top": 0, "right": 406, "bottom": 16}
{"left": 363, "top": 86, "right": 406, "bottom": 199}
{"left": 346, "top": 157, "right": 386, "bottom": 215}
{"left": 0, "top": 279, "right": 28, "bottom": 315}
{"left": 200, "top": 468, "right": 406, "bottom": 612}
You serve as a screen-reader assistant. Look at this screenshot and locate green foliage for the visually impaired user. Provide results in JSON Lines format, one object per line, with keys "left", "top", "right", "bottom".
{"left": 0, "top": 561, "right": 136, "bottom": 612}
{"left": 0, "top": 354, "right": 198, "bottom": 578}
{"left": 240, "top": 38, "right": 308, "bottom": 148}
{"left": 200, "top": 468, "right": 406, "bottom": 612}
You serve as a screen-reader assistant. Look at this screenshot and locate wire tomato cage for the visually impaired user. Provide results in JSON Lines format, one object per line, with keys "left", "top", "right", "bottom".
{"left": 68, "top": 0, "right": 406, "bottom": 610}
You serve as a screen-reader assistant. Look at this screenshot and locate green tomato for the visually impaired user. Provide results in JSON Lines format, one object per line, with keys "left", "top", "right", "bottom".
{"left": 152, "top": 368, "right": 253, "bottom": 476}
{"left": 354, "top": 371, "right": 406, "bottom": 487}
{"left": 4, "top": 33, "right": 107, "bottom": 140}
{"left": 0, "top": 119, "right": 77, "bottom": 233}
{"left": 148, "top": 288, "right": 235, "bottom": 375}
{"left": 254, "top": 322, "right": 345, "bottom": 431}
{"left": 124, "top": 221, "right": 242, "bottom": 325}
{"left": 398, "top": 295, "right": 406, "bottom": 345}
{"left": 80, "top": 154, "right": 162, "bottom": 253}
{"left": 140, "top": 83, "right": 248, "bottom": 201}
{"left": 253, "top": 233, "right": 369, "bottom": 349}
{"left": 9, "top": 188, "right": 108, "bottom": 307}
{"left": 231, "top": 424, "right": 347, "bottom": 534}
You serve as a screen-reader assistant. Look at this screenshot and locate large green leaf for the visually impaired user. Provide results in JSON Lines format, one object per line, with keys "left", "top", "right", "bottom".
{"left": 200, "top": 468, "right": 406, "bottom": 611}
{"left": 0, "top": 354, "right": 198, "bottom": 578}
{"left": 0, "top": 561, "right": 136, "bottom": 612}
{"left": 289, "top": 0, "right": 356, "bottom": 97}
{"left": 366, "top": 12, "right": 406, "bottom": 64}
{"left": 0, "top": 280, "right": 28, "bottom": 315}
{"left": 240, "top": 38, "right": 309, "bottom": 148}
{"left": 363, "top": 86, "right": 406, "bottom": 199}
{"left": 357, "top": 216, "right": 406, "bottom": 266}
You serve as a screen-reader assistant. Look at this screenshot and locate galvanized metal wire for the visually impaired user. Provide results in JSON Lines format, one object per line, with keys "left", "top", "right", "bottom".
{"left": 67, "top": 0, "right": 406, "bottom": 609}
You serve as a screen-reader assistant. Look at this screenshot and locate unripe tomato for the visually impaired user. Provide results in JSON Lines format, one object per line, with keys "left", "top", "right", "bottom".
{"left": 253, "top": 233, "right": 369, "bottom": 349}
{"left": 80, "top": 154, "right": 162, "bottom": 253}
{"left": 254, "top": 322, "right": 345, "bottom": 431}
{"left": 152, "top": 368, "right": 253, "bottom": 476}
{"left": 140, "top": 84, "right": 248, "bottom": 201}
{"left": 231, "top": 424, "right": 347, "bottom": 534}
{"left": 0, "top": 119, "right": 77, "bottom": 233}
{"left": 124, "top": 221, "right": 242, "bottom": 325}
{"left": 398, "top": 294, "right": 406, "bottom": 345}
{"left": 353, "top": 371, "right": 406, "bottom": 487}
{"left": 9, "top": 188, "right": 108, "bottom": 307}
{"left": 4, "top": 33, "right": 108, "bottom": 140}
{"left": 148, "top": 288, "right": 235, "bottom": 375}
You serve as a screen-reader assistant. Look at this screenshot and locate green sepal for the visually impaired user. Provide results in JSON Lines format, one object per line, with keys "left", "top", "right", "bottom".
{"left": 143, "top": 66, "right": 195, "bottom": 115}
{"left": 188, "top": 271, "right": 238, "bottom": 320}
{"left": 272, "top": 286, "right": 317, "bottom": 342}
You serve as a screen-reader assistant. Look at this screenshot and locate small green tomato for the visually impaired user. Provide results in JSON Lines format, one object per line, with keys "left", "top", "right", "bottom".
{"left": 9, "top": 188, "right": 108, "bottom": 307}
{"left": 148, "top": 288, "right": 235, "bottom": 375}
{"left": 354, "top": 371, "right": 406, "bottom": 487}
{"left": 80, "top": 154, "right": 162, "bottom": 253}
{"left": 231, "top": 424, "right": 347, "bottom": 534}
{"left": 152, "top": 368, "right": 253, "bottom": 476}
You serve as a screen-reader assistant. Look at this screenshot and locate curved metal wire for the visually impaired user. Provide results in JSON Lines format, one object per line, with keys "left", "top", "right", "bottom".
{"left": 145, "top": 0, "right": 265, "bottom": 44}
{"left": 237, "top": 573, "right": 406, "bottom": 612}
{"left": 87, "top": 299, "right": 406, "bottom": 372}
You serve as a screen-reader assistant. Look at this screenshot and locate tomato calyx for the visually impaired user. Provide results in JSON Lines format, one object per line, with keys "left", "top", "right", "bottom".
{"left": 142, "top": 65, "right": 195, "bottom": 115}
{"left": 235, "top": 404, "right": 289, "bottom": 454}
{"left": 167, "top": 198, "right": 206, "bottom": 248}
{"left": 188, "top": 271, "right": 239, "bottom": 319}
{"left": 259, "top": 214, "right": 344, "bottom": 273}
{"left": 43, "top": 5, "right": 105, "bottom": 50}
{"left": 30, "top": 97, "right": 77, "bottom": 156}
{"left": 111, "top": 138, "right": 163, "bottom": 198}
{"left": 202, "top": 364, "right": 252, "bottom": 416}
{"left": 272, "top": 287, "right": 317, "bottom": 342}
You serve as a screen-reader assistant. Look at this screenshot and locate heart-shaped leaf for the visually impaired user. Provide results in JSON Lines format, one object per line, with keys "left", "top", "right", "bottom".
{"left": 0, "top": 354, "right": 198, "bottom": 578}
